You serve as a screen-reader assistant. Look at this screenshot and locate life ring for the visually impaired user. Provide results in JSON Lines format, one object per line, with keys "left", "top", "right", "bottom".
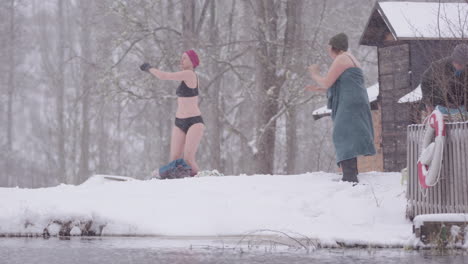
{"left": 417, "top": 109, "right": 445, "bottom": 188}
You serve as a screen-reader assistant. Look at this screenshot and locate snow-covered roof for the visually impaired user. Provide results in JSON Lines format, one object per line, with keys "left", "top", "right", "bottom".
{"left": 312, "top": 83, "right": 379, "bottom": 120}
{"left": 361, "top": 2, "right": 468, "bottom": 45}
{"left": 366, "top": 82, "right": 380, "bottom": 102}
{"left": 311, "top": 105, "right": 330, "bottom": 119}
{"left": 398, "top": 84, "right": 422, "bottom": 103}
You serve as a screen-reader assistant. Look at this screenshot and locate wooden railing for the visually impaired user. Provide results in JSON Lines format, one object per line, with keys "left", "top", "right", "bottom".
{"left": 406, "top": 122, "right": 468, "bottom": 220}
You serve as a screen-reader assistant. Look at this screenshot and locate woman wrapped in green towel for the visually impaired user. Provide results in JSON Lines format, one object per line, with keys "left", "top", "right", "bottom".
{"left": 306, "top": 33, "right": 376, "bottom": 183}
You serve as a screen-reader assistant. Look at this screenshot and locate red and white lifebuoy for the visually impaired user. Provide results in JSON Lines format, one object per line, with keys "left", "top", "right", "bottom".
{"left": 417, "top": 109, "right": 446, "bottom": 188}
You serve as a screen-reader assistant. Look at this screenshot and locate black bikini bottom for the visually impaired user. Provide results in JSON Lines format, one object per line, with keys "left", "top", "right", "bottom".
{"left": 175, "top": 116, "right": 204, "bottom": 134}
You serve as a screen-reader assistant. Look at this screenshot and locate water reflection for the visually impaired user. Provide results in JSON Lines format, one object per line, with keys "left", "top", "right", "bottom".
{"left": 1, "top": 237, "right": 467, "bottom": 264}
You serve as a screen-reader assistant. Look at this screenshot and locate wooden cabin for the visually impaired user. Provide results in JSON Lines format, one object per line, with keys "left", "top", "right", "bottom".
{"left": 313, "top": 1, "right": 467, "bottom": 172}
{"left": 359, "top": 1, "right": 467, "bottom": 172}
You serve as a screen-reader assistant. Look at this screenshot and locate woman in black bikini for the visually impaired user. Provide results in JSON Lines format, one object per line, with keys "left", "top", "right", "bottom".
{"left": 140, "top": 50, "right": 204, "bottom": 176}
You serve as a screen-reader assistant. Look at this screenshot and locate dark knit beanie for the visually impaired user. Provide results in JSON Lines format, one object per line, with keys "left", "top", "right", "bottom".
{"left": 451, "top": 44, "right": 468, "bottom": 65}
{"left": 329, "top": 33, "right": 348, "bottom": 52}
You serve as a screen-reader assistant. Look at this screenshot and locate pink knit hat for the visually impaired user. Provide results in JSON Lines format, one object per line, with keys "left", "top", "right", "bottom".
{"left": 185, "top": 50, "right": 200, "bottom": 68}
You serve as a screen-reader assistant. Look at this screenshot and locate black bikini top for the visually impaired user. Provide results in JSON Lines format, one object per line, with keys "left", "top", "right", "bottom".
{"left": 176, "top": 75, "right": 199, "bottom": 97}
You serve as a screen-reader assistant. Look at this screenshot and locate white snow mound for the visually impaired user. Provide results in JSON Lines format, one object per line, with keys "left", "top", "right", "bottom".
{"left": 0, "top": 172, "right": 412, "bottom": 247}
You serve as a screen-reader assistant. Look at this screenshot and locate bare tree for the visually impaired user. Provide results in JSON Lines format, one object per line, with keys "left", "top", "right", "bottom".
{"left": 284, "top": 0, "right": 304, "bottom": 174}
{"left": 77, "top": 0, "right": 94, "bottom": 183}
{"left": 5, "top": 0, "right": 17, "bottom": 186}
{"left": 248, "top": 0, "right": 309, "bottom": 174}
{"left": 56, "top": 0, "right": 67, "bottom": 182}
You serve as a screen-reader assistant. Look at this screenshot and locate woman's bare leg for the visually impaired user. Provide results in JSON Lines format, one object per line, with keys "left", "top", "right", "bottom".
{"left": 184, "top": 123, "right": 205, "bottom": 174}
{"left": 170, "top": 126, "right": 186, "bottom": 161}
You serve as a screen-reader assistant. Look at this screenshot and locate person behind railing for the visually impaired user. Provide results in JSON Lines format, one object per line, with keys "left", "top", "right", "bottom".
{"left": 421, "top": 44, "right": 468, "bottom": 122}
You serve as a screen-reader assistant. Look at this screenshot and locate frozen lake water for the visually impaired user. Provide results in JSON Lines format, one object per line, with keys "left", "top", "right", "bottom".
{"left": 1, "top": 237, "right": 467, "bottom": 264}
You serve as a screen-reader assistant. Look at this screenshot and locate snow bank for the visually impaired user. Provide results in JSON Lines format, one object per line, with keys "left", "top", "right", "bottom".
{"left": 413, "top": 214, "right": 468, "bottom": 229}
{"left": 0, "top": 172, "right": 412, "bottom": 247}
{"left": 410, "top": 214, "right": 468, "bottom": 249}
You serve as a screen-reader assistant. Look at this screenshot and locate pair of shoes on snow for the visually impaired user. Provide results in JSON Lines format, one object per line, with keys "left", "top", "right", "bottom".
{"left": 152, "top": 169, "right": 224, "bottom": 179}
{"left": 155, "top": 159, "right": 193, "bottom": 179}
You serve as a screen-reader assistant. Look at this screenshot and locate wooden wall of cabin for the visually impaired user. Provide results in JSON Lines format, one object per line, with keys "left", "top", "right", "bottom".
{"left": 378, "top": 44, "right": 413, "bottom": 172}
{"left": 358, "top": 106, "right": 383, "bottom": 172}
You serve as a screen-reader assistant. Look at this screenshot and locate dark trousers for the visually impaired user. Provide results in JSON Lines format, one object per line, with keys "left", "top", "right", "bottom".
{"left": 340, "top": 157, "right": 359, "bottom": 183}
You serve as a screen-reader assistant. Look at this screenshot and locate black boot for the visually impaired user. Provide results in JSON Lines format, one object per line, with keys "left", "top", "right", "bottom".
{"left": 340, "top": 158, "right": 359, "bottom": 184}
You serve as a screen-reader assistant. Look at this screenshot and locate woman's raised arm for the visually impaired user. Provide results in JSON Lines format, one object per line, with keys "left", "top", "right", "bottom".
{"left": 149, "top": 69, "right": 194, "bottom": 83}
{"left": 309, "top": 55, "right": 350, "bottom": 89}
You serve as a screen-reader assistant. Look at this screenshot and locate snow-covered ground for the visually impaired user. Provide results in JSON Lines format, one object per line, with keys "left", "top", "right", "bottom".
{"left": 0, "top": 172, "right": 413, "bottom": 247}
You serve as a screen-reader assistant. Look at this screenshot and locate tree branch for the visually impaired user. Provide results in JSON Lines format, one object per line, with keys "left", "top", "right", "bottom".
{"left": 110, "top": 27, "right": 182, "bottom": 69}
{"left": 195, "top": 0, "right": 212, "bottom": 35}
